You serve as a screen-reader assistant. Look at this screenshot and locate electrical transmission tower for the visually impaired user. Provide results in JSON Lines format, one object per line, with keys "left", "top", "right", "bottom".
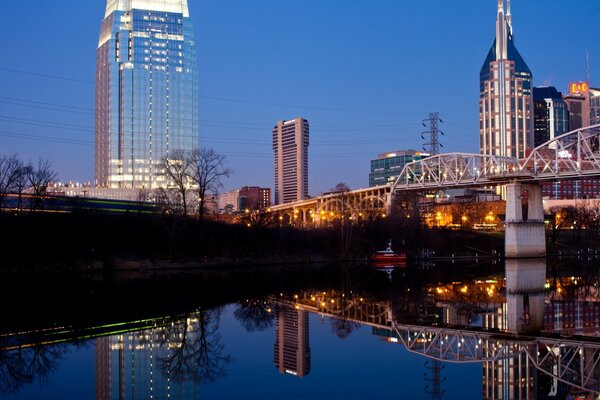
{"left": 421, "top": 112, "right": 444, "bottom": 155}
{"left": 424, "top": 360, "right": 446, "bottom": 400}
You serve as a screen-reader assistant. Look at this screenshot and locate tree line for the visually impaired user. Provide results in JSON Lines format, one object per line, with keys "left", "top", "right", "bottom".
{"left": 0, "top": 155, "right": 57, "bottom": 211}
{"left": 0, "top": 148, "right": 231, "bottom": 217}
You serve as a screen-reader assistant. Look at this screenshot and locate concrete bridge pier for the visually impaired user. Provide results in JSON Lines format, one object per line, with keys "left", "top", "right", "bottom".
{"left": 505, "top": 258, "right": 546, "bottom": 334}
{"left": 504, "top": 182, "right": 546, "bottom": 258}
{"left": 386, "top": 192, "right": 395, "bottom": 217}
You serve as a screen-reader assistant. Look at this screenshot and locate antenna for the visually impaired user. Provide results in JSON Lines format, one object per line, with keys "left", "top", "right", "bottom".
{"left": 586, "top": 49, "right": 590, "bottom": 84}
{"left": 422, "top": 112, "right": 444, "bottom": 155}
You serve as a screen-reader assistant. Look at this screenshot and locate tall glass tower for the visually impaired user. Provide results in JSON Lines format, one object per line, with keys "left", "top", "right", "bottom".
{"left": 95, "top": 0, "right": 198, "bottom": 188}
{"left": 479, "top": 0, "right": 533, "bottom": 159}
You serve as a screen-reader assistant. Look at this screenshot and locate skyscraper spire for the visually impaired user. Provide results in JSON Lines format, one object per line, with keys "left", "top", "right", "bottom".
{"left": 506, "top": 0, "right": 513, "bottom": 35}
{"left": 495, "top": 0, "right": 507, "bottom": 60}
{"left": 480, "top": 0, "right": 533, "bottom": 160}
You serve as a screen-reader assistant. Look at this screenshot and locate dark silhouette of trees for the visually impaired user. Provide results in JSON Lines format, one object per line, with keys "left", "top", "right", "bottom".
{"left": 189, "top": 148, "right": 232, "bottom": 220}
{"left": 26, "top": 159, "right": 57, "bottom": 210}
{"left": 0, "top": 154, "right": 24, "bottom": 209}
{"left": 159, "top": 309, "right": 231, "bottom": 384}
{"left": 234, "top": 299, "right": 275, "bottom": 332}
{"left": 157, "top": 150, "right": 194, "bottom": 215}
{"left": 0, "top": 345, "right": 64, "bottom": 396}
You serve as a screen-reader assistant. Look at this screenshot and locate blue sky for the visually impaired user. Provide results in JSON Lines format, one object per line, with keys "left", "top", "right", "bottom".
{"left": 0, "top": 0, "right": 598, "bottom": 193}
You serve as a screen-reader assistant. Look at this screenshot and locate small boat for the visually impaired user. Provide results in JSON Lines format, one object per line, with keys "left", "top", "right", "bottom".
{"left": 370, "top": 241, "right": 406, "bottom": 264}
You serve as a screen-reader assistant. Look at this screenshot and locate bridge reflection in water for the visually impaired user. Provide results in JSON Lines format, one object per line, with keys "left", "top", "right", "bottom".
{"left": 274, "top": 258, "right": 600, "bottom": 398}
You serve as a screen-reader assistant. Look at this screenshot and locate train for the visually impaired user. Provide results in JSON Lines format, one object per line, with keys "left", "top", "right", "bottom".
{"left": 1, "top": 193, "right": 160, "bottom": 215}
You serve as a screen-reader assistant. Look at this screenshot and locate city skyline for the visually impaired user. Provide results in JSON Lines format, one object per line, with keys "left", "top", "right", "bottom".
{"left": 0, "top": 1, "right": 598, "bottom": 194}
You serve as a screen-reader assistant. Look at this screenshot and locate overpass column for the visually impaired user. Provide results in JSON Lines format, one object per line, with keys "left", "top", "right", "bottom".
{"left": 505, "top": 182, "right": 546, "bottom": 258}
{"left": 386, "top": 190, "right": 395, "bottom": 217}
{"left": 505, "top": 259, "right": 546, "bottom": 334}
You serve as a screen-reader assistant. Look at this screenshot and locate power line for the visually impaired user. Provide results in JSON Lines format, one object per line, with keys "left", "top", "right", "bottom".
{"left": 0, "top": 67, "right": 93, "bottom": 84}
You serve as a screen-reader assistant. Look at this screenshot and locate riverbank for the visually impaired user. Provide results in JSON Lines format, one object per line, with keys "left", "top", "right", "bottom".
{"left": 2, "top": 212, "right": 599, "bottom": 273}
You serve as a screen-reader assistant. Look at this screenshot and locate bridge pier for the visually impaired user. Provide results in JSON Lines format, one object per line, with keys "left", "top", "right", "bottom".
{"left": 504, "top": 182, "right": 546, "bottom": 258}
{"left": 505, "top": 258, "right": 546, "bottom": 334}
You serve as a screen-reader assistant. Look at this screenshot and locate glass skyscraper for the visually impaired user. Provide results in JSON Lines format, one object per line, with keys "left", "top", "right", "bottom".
{"left": 95, "top": 0, "right": 198, "bottom": 188}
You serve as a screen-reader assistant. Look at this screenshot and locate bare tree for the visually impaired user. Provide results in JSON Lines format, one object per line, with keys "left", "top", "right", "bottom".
{"left": 0, "top": 155, "right": 24, "bottom": 209}
{"left": 157, "top": 150, "right": 194, "bottom": 215}
{"left": 189, "top": 148, "right": 232, "bottom": 220}
{"left": 26, "top": 159, "right": 57, "bottom": 210}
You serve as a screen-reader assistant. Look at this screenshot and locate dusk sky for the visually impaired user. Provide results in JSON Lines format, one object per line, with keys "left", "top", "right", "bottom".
{"left": 0, "top": 0, "right": 599, "bottom": 194}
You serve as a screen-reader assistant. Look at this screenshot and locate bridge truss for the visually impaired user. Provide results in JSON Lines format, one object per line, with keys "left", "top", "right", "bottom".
{"left": 391, "top": 124, "right": 600, "bottom": 192}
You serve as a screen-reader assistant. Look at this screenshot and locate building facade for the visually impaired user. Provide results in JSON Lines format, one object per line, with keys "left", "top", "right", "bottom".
{"left": 238, "top": 186, "right": 271, "bottom": 210}
{"left": 272, "top": 118, "right": 309, "bottom": 205}
{"left": 480, "top": 0, "right": 533, "bottom": 159}
{"left": 532, "top": 86, "right": 570, "bottom": 147}
{"left": 96, "top": 0, "right": 198, "bottom": 189}
{"left": 369, "top": 150, "right": 427, "bottom": 187}
{"left": 218, "top": 186, "right": 271, "bottom": 212}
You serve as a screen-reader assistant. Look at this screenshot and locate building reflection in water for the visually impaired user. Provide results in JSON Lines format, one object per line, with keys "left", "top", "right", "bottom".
{"left": 96, "top": 320, "right": 199, "bottom": 400}
{"left": 273, "top": 304, "right": 311, "bottom": 377}
{"left": 96, "top": 311, "right": 229, "bottom": 400}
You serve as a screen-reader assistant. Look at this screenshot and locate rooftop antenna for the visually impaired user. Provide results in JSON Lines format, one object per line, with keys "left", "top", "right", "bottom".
{"left": 586, "top": 49, "right": 590, "bottom": 84}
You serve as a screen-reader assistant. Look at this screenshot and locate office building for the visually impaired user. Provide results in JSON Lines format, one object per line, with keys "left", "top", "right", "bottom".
{"left": 532, "top": 86, "right": 570, "bottom": 147}
{"left": 369, "top": 150, "right": 428, "bottom": 187}
{"left": 272, "top": 118, "right": 309, "bottom": 205}
{"left": 563, "top": 82, "right": 591, "bottom": 131}
{"left": 96, "top": 0, "right": 198, "bottom": 189}
{"left": 540, "top": 82, "right": 600, "bottom": 199}
{"left": 480, "top": 0, "right": 533, "bottom": 159}
{"left": 274, "top": 305, "right": 311, "bottom": 377}
{"left": 219, "top": 186, "right": 271, "bottom": 212}
{"left": 239, "top": 186, "right": 271, "bottom": 210}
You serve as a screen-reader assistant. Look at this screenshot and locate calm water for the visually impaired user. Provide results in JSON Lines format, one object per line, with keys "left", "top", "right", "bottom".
{"left": 1, "top": 258, "right": 599, "bottom": 400}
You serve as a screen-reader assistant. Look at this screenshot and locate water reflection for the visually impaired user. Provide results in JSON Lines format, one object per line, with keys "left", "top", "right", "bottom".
{"left": 2, "top": 258, "right": 600, "bottom": 399}
{"left": 273, "top": 305, "right": 310, "bottom": 377}
{"left": 0, "top": 344, "right": 66, "bottom": 395}
{"left": 96, "top": 309, "right": 230, "bottom": 400}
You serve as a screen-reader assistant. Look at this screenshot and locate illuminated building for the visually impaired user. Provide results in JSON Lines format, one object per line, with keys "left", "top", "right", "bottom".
{"left": 479, "top": 0, "right": 533, "bottom": 159}
{"left": 272, "top": 118, "right": 309, "bottom": 205}
{"left": 533, "top": 87, "right": 570, "bottom": 147}
{"left": 274, "top": 305, "right": 311, "bottom": 377}
{"left": 369, "top": 150, "right": 427, "bottom": 187}
{"left": 95, "top": 0, "right": 198, "bottom": 188}
{"left": 218, "top": 186, "right": 271, "bottom": 212}
{"left": 564, "top": 82, "right": 592, "bottom": 131}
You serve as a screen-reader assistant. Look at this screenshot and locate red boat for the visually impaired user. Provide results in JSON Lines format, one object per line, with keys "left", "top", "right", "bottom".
{"left": 370, "top": 241, "right": 406, "bottom": 264}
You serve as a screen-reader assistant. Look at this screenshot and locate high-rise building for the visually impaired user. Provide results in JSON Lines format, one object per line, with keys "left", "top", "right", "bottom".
{"left": 563, "top": 82, "right": 591, "bottom": 131}
{"left": 368, "top": 150, "right": 428, "bottom": 187}
{"left": 480, "top": 0, "right": 533, "bottom": 159}
{"left": 272, "top": 118, "right": 309, "bottom": 205}
{"left": 532, "top": 86, "right": 570, "bottom": 147}
{"left": 273, "top": 305, "right": 311, "bottom": 377}
{"left": 96, "top": 0, "right": 198, "bottom": 189}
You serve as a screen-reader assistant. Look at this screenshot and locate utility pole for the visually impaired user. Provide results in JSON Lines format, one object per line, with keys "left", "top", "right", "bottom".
{"left": 421, "top": 112, "right": 444, "bottom": 155}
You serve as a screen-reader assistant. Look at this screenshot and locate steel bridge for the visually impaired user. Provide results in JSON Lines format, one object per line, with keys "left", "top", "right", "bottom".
{"left": 269, "top": 125, "right": 600, "bottom": 226}
{"left": 277, "top": 290, "right": 600, "bottom": 394}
